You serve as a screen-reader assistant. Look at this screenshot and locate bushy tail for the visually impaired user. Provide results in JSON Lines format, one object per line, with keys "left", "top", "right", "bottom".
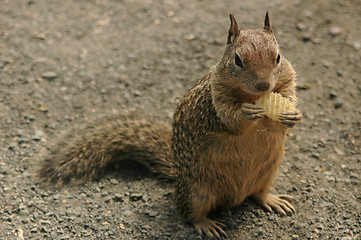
{"left": 39, "top": 114, "right": 176, "bottom": 185}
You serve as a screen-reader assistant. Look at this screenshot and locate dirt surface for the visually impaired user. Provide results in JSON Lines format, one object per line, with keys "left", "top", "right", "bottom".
{"left": 0, "top": 0, "right": 360, "bottom": 239}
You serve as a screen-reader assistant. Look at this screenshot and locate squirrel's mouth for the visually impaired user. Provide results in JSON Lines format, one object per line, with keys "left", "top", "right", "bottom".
{"left": 242, "top": 87, "right": 272, "bottom": 96}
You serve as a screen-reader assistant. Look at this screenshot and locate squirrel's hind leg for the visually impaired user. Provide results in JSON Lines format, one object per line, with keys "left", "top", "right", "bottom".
{"left": 180, "top": 186, "right": 227, "bottom": 239}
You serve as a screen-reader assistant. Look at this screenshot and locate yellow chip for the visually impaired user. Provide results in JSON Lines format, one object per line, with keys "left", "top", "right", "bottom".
{"left": 255, "top": 92, "right": 295, "bottom": 121}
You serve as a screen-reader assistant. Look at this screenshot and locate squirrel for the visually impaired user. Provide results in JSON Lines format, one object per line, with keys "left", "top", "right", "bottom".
{"left": 39, "top": 12, "right": 302, "bottom": 239}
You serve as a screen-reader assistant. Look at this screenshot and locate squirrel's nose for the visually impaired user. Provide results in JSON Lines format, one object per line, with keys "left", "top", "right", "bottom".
{"left": 256, "top": 82, "right": 270, "bottom": 91}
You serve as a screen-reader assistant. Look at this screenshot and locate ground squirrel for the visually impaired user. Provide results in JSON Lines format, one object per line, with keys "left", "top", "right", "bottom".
{"left": 40, "top": 12, "right": 302, "bottom": 239}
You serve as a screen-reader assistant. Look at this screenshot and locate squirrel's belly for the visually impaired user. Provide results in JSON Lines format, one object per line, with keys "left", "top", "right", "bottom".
{"left": 241, "top": 132, "right": 285, "bottom": 200}
{"left": 213, "top": 131, "right": 286, "bottom": 206}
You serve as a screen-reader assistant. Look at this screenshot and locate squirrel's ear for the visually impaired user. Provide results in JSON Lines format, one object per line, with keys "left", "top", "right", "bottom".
{"left": 227, "top": 14, "right": 240, "bottom": 44}
{"left": 264, "top": 11, "right": 272, "bottom": 34}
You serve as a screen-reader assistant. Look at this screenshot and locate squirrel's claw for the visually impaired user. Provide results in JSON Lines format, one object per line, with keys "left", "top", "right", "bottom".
{"left": 252, "top": 193, "right": 295, "bottom": 216}
{"left": 241, "top": 103, "right": 266, "bottom": 121}
{"left": 278, "top": 109, "right": 302, "bottom": 127}
{"left": 194, "top": 218, "right": 227, "bottom": 239}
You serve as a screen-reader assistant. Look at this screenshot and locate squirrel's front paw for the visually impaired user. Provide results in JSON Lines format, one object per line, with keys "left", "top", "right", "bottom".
{"left": 278, "top": 109, "right": 302, "bottom": 127}
{"left": 241, "top": 103, "right": 266, "bottom": 121}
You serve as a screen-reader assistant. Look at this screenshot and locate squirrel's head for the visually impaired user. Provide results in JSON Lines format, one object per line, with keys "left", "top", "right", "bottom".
{"left": 218, "top": 12, "right": 282, "bottom": 95}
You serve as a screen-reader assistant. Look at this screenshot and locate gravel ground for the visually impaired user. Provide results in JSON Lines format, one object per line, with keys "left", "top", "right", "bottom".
{"left": 0, "top": 0, "right": 360, "bottom": 239}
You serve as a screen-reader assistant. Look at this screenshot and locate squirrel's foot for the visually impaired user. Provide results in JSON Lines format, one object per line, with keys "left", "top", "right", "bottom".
{"left": 194, "top": 218, "right": 227, "bottom": 239}
{"left": 241, "top": 103, "right": 266, "bottom": 121}
{"left": 278, "top": 109, "right": 302, "bottom": 127}
{"left": 251, "top": 193, "right": 295, "bottom": 216}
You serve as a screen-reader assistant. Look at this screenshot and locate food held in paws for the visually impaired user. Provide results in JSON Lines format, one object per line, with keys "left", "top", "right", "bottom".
{"left": 255, "top": 92, "right": 295, "bottom": 121}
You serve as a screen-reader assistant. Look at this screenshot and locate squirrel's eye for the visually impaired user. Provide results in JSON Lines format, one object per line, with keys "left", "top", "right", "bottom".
{"left": 276, "top": 54, "right": 281, "bottom": 64}
{"left": 235, "top": 54, "right": 243, "bottom": 68}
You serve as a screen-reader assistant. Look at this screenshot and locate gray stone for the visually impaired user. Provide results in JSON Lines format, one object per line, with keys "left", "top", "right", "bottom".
{"left": 113, "top": 194, "right": 123, "bottom": 202}
{"left": 129, "top": 193, "right": 142, "bottom": 201}
{"left": 123, "top": 210, "right": 133, "bottom": 216}
{"left": 41, "top": 71, "right": 57, "bottom": 80}
{"left": 145, "top": 210, "right": 159, "bottom": 217}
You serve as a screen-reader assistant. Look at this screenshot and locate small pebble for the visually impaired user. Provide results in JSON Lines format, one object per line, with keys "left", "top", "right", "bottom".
{"left": 334, "top": 98, "right": 343, "bottom": 109}
{"left": 313, "top": 228, "right": 320, "bottom": 234}
{"left": 344, "top": 219, "right": 353, "bottom": 226}
{"left": 21, "top": 218, "right": 29, "bottom": 224}
{"left": 110, "top": 178, "right": 118, "bottom": 184}
{"left": 322, "top": 60, "right": 331, "bottom": 68}
{"left": 9, "top": 142, "right": 17, "bottom": 150}
{"left": 39, "top": 104, "right": 49, "bottom": 112}
{"left": 18, "top": 138, "right": 27, "bottom": 144}
{"left": 334, "top": 147, "right": 345, "bottom": 156}
{"left": 255, "top": 221, "right": 263, "bottom": 226}
{"left": 123, "top": 210, "right": 133, "bottom": 216}
{"left": 142, "top": 224, "right": 151, "bottom": 229}
{"left": 66, "top": 210, "right": 75, "bottom": 216}
{"left": 73, "top": 207, "right": 82, "bottom": 216}
{"left": 41, "top": 71, "right": 57, "bottom": 80}
{"left": 320, "top": 202, "right": 334, "bottom": 209}
{"left": 292, "top": 234, "right": 299, "bottom": 240}
{"left": 129, "top": 193, "right": 142, "bottom": 201}
{"left": 113, "top": 194, "right": 123, "bottom": 202}
{"left": 329, "top": 26, "right": 342, "bottom": 36}
{"left": 296, "top": 23, "right": 307, "bottom": 31}
{"left": 329, "top": 92, "right": 337, "bottom": 99}
{"left": 302, "top": 32, "right": 312, "bottom": 41}
{"left": 145, "top": 210, "right": 159, "bottom": 217}
{"left": 341, "top": 237, "right": 353, "bottom": 240}
{"left": 93, "top": 193, "right": 101, "bottom": 198}
{"left": 312, "top": 38, "right": 321, "bottom": 44}
{"left": 132, "top": 90, "right": 141, "bottom": 97}
{"left": 32, "top": 134, "right": 41, "bottom": 141}
{"left": 353, "top": 41, "right": 361, "bottom": 50}
{"left": 16, "top": 129, "right": 24, "bottom": 137}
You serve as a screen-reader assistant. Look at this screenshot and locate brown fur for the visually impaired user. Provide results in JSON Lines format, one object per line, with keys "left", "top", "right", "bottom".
{"left": 39, "top": 114, "right": 175, "bottom": 185}
{"left": 39, "top": 13, "right": 301, "bottom": 238}
{"left": 172, "top": 13, "right": 301, "bottom": 237}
